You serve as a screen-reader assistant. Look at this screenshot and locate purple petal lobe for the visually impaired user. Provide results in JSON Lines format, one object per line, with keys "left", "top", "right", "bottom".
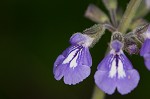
{"left": 117, "top": 69, "right": 140, "bottom": 95}
{"left": 144, "top": 59, "right": 150, "bottom": 70}
{"left": 97, "top": 53, "right": 113, "bottom": 70}
{"left": 70, "top": 33, "right": 93, "bottom": 47}
{"left": 95, "top": 52, "right": 116, "bottom": 94}
{"left": 64, "top": 65, "right": 90, "bottom": 85}
{"left": 140, "top": 39, "right": 150, "bottom": 70}
{"left": 140, "top": 39, "right": 150, "bottom": 56}
{"left": 53, "top": 55, "right": 66, "bottom": 80}
{"left": 54, "top": 55, "right": 65, "bottom": 68}
{"left": 120, "top": 53, "right": 133, "bottom": 70}
{"left": 70, "top": 33, "right": 87, "bottom": 45}
{"left": 111, "top": 40, "right": 123, "bottom": 52}
{"left": 79, "top": 47, "right": 92, "bottom": 67}
{"left": 54, "top": 64, "right": 67, "bottom": 80}
{"left": 94, "top": 70, "right": 116, "bottom": 95}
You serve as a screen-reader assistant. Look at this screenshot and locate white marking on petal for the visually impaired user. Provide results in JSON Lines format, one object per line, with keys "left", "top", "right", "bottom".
{"left": 70, "top": 49, "right": 83, "bottom": 68}
{"left": 62, "top": 49, "right": 79, "bottom": 64}
{"left": 118, "top": 59, "right": 126, "bottom": 79}
{"left": 69, "top": 50, "right": 80, "bottom": 68}
{"left": 109, "top": 58, "right": 117, "bottom": 78}
{"left": 108, "top": 50, "right": 126, "bottom": 79}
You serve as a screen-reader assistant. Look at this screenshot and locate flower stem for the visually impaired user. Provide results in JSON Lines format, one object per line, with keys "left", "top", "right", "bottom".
{"left": 109, "top": 9, "right": 117, "bottom": 28}
{"left": 91, "top": 85, "right": 105, "bottom": 99}
{"left": 118, "top": 0, "right": 142, "bottom": 33}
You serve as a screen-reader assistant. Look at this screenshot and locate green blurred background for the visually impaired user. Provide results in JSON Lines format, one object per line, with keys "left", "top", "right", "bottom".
{"left": 1, "top": 0, "right": 150, "bottom": 99}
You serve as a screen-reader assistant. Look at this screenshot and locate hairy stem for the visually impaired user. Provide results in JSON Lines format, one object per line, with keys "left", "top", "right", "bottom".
{"left": 118, "top": 0, "right": 142, "bottom": 33}
{"left": 109, "top": 9, "right": 117, "bottom": 28}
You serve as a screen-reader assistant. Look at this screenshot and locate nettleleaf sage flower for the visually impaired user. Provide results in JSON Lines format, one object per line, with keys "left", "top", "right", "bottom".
{"left": 94, "top": 40, "right": 140, "bottom": 95}
{"left": 53, "top": 33, "right": 93, "bottom": 85}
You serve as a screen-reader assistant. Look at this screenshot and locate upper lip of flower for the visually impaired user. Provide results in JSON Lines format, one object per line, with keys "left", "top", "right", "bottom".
{"left": 70, "top": 33, "right": 94, "bottom": 47}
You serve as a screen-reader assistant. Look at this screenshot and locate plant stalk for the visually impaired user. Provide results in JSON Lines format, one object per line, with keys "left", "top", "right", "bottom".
{"left": 118, "top": 0, "right": 142, "bottom": 33}
{"left": 91, "top": 86, "right": 105, "bottom": 99}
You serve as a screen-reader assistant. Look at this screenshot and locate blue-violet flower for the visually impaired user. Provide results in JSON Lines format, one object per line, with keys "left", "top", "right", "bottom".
{"left": 53, "top": 33, "right": 93, "bottom": 85}
{"left": 94, "top": 40, "right": 140, "bottom": 95}
{"left": 140, "top": 25, "right": 150, "bottom": 70}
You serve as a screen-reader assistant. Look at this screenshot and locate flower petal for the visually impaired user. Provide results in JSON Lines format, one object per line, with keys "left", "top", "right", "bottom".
{"left": 79, "top": 47, "right": 92, "bottom": 67}
{"left": 97, "top": 53, "right": 113, "bottom": 71}
{"left": 70, "top": 33, "right": 93, "bottom": 47}
{"left": 111, "top": 40, "right": 123, "bottom": 52}
{"left": 120, "top": 53, "right": 133, "bottom": 70}
{"left": 70, "top": 33, "right": 87, "bottom": 45}
{"left": 64, "top": 65, "right": 91, "bottom": 85}
{"left": 62, "top": 45, "right": 80, "bottom": 57}
{"left": 54, "top": 64, "right": 67, "bottom": 80}
{"left": 144, "top": 59, "right": 150, "bottom": 70}
{"left": 95, "top": 51, "right": 117, "bottom": 95}
{"left": 53, "top": 55, "right": 66, "bottom": 80}
{"left": 117, "top": 69, "right": 140, "bottom": 95}
{"left": 94, "top": 70, "right": 116, "bottom": 95}
{"left": 140, "top": 39, "right": 150, "bottom": 70}
{"left": 54, "top": 55, "right": 65, "bottom": 68}
{"left": 140, "top": 39, "right": 150, "bottom": 56}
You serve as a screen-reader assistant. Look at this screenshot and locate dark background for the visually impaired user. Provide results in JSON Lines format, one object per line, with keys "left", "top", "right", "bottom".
{"left": 1, "top": 0, "right": 150, "bottom": 99}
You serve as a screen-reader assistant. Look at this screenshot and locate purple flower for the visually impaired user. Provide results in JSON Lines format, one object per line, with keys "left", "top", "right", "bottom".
{"left": 53, "top": 33, "right": 93, "bottom": 85}
{"left": 140, "top": 25, "right": 150, "bottom": 70}
{"left": 94, "top": 40, "right": 140, "bottom": 95}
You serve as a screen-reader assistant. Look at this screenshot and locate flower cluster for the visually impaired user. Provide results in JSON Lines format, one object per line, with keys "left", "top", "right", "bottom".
{"left": 94, "top": 39, "right": 139, "bottom": 95}
{"left": 53, "top": 0, "right": 150, "bottom": 95}
{"left": 53, "top": 26, "right": 150, "bottom": 95}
